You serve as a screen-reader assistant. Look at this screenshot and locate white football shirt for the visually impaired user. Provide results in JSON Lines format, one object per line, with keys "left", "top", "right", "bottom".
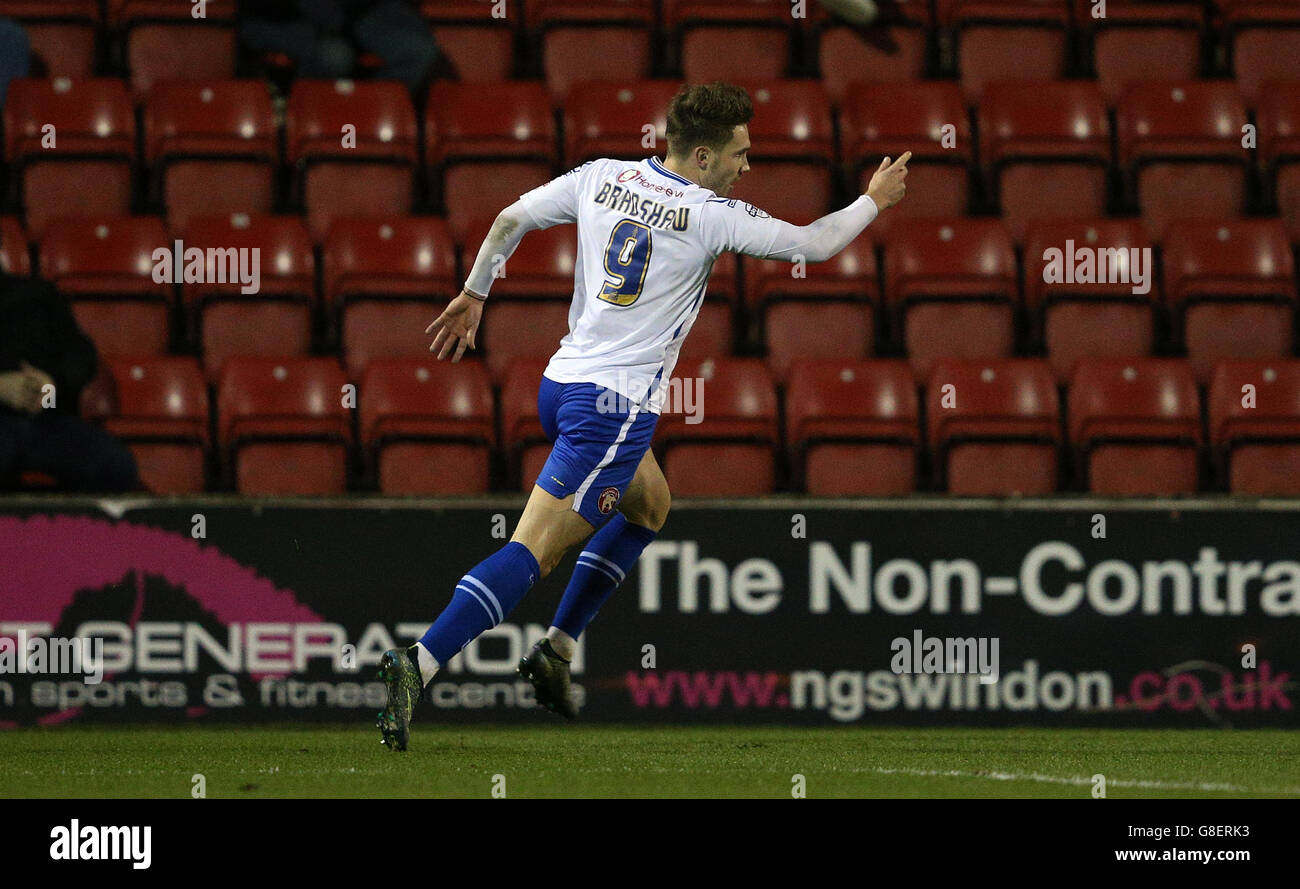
{"left": 514, "top": 155, "right": 876, "bottom": 414}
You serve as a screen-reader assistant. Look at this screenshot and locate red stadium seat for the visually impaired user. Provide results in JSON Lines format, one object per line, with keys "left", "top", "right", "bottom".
{"left": 4, "top": 78, "right": 135, "bottom": 236}
{"left": 359, "top": 357, "right": 494, "bottom": 494}
{"left": 143, "top": 80, "right": 278, "bottom": 230}
{"left": 785, "top": 358, "right": 919, "bottom": 494}
{"left": 1022, "top": 218, "right": 1156, "bottom": 382}
{"left": 1068, "top": 358, "right": 1202, "bottom": 494}
{"left": 322, "top": 217, "right": 460, "bottom": 304}
{"left": 1257, "top": 81, "right": 1300, "bottom": 240}
{"left": 480, "top": 301, "right": 573, "bottom": 382}
{"left": 978, "top": 81, "right": 1112, "bottom": 244}
{"left": 500, "top": 357, "right": 553, "bottom": 490}
{"left": 678, "top": 253, "right": 738, "bottom": 360}
{"left": 442, "top": 162, "right": 557, "bottom": 245}
{"left": 816, "top": 1, "right": 932, "bottom": 105}
{"left": 706, "top": 250, "right": 739, "bottom": 306}
{"left": 534, "top": 3, "right": 656, "bottom": 102}
{"left": 729, "top": 167, "right": 831, "bottom": 221}
{"left": 426, "top": 81, "right": 557, "bottom": 230}
{"left": 679, "top": 29, "right": 790, "bottom": 84}
{"left": 748, "top": 237, "right": 878, "bottom": 381}
{"left": 217, "top": 357, "right": 352, "bottom": 495}
{"left": 1162, "top": 219, "right": 1297, "bottom": 383}
{"left": 431, "top": 24, "right": 515, "bottom": 82}
{"left": 927, "top": 358, "right": 1060, "bottom": 494}
{"left": 1209, "top": 359, "right": 1300, "bottom": 493}
{"left": 935, "top": 0, "right": 1071, "bottom": 101}
{"left": 178, "top": 214, "right": 315, "bottom": 381}
{"left": 542, "top": 29, "right": 653, "bottom": 104}
{"left": 663, "top": 0, "right": 795, "bottom": 81}
{"left": 39, "top": 216, "right": 172, "bottom": 357}
{"left": 1116, "top": 80, "right": 1251, "bottom": 240}
{"left": 84, "top": 356, "right": 210, "bottom": 494}
{"left": 427, "top": 82, "right": 556, "bottom": 167}
{"left": 0, "top": 217, "right": 29, "bottom": 276}
{"left": 881, "top": 219, "right": 1019, "bottom": 381}
{"left": 324, "top": 216, "right": 459, "bottom": 302}
{"left": 423, "top": 0, "right": 519, "bottom": 82}
{"left": 840, "top": 82, "right": 973, "bottom": 235}
{"left": 461, "top": 219, "right": 577, "bottom": 300}
{"left": 679, "top": 299, "right": 736, "bottom": 360}
{"left": 727, "top": 81, "right": 835, "bottom": 221}
{"left": 0, "top": 1, "right": 99, "bottom": 76}
{"left": 285, "top": 81, "right": 419, "bottom": 240}
{"left": 736, "top": 81, "right": 834, "bottom": 163}
{"left": 563, "top": 80, "right": 681, "bottom": 167}
{"left": 107, "top": 0, "right": 237, "bottom": 98}
{"left": 324, "top": 216, "right": 458, "bottom": 377}
{"left": 745, "top": 235, "right": 878, "bottom": 307}
{"left": 764, "top": 300, "right": 875, "bottom": 382}
{"left": 1075, "top": 0, "right": 1203, "bottom": 103}
{"left": 655, "top": 357, "right": 778, "bottom": 495}
{"left": 1222, "top": 0, "right": 1300, "bottom": 105}
{"left": 343, "top": 302, "right": 442, "bottom": 384}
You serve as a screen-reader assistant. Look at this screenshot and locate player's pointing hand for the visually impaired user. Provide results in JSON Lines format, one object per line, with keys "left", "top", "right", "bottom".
{"left": 426, "top": 290, "right": 484, "bottom": 363}
{"left": 866, "top": 150, "right": 911, "bottom": 211}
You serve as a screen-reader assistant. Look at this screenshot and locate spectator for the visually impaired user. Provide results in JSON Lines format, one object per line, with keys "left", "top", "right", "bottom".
{"left": 0, "top": 18, "right": 30, "bottom": 107}
{"left": 240, "top": 1, "right": 440, "bottom": 95}
{"left": 0, "top": 268, "right": 141, "bottom": 493}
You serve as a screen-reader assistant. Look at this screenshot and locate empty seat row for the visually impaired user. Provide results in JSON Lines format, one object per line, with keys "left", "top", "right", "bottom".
{"left": 77, "top": 353, "right": 1300, "bottom": 498}
{"left": 7, "top": 0, "right": 1299, "bottom": 105}
{"left": 11, "top": 212, "right": 1298, "bottom": 384}
{"left": 7, "top": 76, "right": 1300, "bottom": 240}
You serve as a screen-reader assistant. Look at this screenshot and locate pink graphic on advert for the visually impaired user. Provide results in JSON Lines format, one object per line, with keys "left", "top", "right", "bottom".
{"left": 0, "top": 514, "right": 319, "bottom": 627}
{"left": 0, "top": 514, "right": 323, "bottom": 724}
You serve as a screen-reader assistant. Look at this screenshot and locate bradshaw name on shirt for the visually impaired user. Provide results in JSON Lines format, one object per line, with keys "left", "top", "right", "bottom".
{"left": 593, "top": 169, "right": 693, "bottom": 232}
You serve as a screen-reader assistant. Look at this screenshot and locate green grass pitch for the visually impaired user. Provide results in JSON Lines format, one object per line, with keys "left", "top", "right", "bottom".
{"left": 1, "top": 725, "right": 1297, "bottom": 799}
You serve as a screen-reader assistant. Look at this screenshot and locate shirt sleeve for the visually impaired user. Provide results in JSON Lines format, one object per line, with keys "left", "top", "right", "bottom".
{"left": 701, "top": 195, "right": 879, "bottom": 263}
{"left": 516, "top": 161, "right": 594, "bottom": 229}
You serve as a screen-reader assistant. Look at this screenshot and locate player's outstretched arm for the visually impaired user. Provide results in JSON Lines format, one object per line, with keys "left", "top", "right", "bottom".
{"left": 425, "top": 203, "right": 539, "bottom": 362}
{"left": 725, "top": 151, "right": 910, "bottom": 264}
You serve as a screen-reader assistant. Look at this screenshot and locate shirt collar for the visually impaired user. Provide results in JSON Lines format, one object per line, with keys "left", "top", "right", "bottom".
{"left": 647, "top": 156, "right": 695, "bottom": 187}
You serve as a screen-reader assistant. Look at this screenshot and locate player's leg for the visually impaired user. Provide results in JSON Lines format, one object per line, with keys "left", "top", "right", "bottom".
{"left": 517, "top": 392, "right": 662, "bottom": 717}
{"left": 544, "top": 449, "right": 669, "bottom": 662}
{"left": 377, "top": 484, "right": 592, "bottom": 749}
{"left": 378, "top": 377, "right": 629, "bottom": 744}
{"left": 414, "top": 481, "right": 593, "bottom": 668}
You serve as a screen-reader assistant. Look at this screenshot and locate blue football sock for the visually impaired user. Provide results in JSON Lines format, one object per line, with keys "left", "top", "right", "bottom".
{"left": 420, "top": 541, "right": 540, "bottom": 665}
{"left": 552, "top": 513, "right": 657, "bottom": 640}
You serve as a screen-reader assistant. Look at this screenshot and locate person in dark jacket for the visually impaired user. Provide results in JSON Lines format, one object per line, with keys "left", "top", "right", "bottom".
{"left": 240, "top": 0, "right": 440, "bottom": 94}
{"left": 0, "top": 17, "right": 30, "bottom": 107}
{"left": 0, "top": 272, "right": 141, "bottom": 493}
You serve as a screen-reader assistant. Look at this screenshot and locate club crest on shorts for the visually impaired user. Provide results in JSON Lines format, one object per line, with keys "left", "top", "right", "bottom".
{"left": 597, "top": 486, "right": 620, "bottom": 515}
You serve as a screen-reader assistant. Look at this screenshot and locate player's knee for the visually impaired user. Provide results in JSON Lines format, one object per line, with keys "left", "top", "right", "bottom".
{"left": 536, "top": 550, "right": 560, "bottom": 579}
{"left": 628, "top": 480, "right": 671, "bottom": 532}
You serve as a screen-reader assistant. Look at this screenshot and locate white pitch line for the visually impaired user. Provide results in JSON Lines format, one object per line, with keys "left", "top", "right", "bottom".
{"left": 869, "top": 766, "right": 1300, "bottom": 796}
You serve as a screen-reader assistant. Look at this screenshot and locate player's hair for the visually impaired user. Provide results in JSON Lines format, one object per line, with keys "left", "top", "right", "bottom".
{"left": 665, "top": 82, "right": 753, "bottom": 158}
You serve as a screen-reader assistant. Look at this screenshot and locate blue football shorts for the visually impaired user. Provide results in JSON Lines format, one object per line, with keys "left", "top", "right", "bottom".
{"left": 534, "top": 375, "right": 659, "bottom": 528}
